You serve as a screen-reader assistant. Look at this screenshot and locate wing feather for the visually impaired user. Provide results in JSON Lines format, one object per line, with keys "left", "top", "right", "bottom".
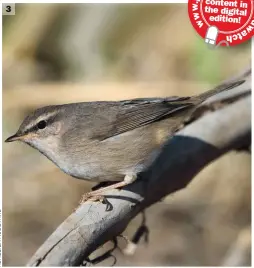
{"left": 92, "top": 97, "right": 194, "bottom": 141}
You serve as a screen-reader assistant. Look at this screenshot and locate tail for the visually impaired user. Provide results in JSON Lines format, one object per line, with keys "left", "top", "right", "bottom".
{"left": 196, "top": 67, "right": 251, "bottom": 101}
{"left": 197, "top": 79, "right": 245, "bottom": 100}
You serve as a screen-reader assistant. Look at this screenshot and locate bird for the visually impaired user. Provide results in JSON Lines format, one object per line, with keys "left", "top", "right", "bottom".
{"left": 5, "top": 78, "right": 246, "bottom": 201}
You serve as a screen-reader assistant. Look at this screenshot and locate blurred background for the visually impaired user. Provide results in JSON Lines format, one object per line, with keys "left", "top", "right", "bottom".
{"left": 3, "top": 3, "right": 251, "bottom": 266}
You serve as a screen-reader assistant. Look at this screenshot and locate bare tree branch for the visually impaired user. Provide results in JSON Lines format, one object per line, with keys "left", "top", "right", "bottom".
{"left": 27, "top": 78, "right": 251, "bottom": 266}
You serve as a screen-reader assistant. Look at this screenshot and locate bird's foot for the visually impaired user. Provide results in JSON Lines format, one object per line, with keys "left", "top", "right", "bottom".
{"left": 79, "top": 179, "right": 130, "bottom": 204}
{"left": 77, "top": 176, "right": 137, "bottom": 210}
{"left": 79, "top": 193, "right": 106, "bottom": 204}
{"left": 78, "top": 193, "right": 113, "bottom": 211}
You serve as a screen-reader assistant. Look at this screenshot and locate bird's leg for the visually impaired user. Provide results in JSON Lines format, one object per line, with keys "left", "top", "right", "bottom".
{"left": 92, "top": 181, "right": 115, "bottom": 191}
{"left": 80, "top": 174, "right": 137, "bottom": 204}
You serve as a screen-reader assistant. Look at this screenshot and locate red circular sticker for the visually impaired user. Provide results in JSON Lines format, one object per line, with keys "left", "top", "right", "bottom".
{"left": 188, "top": 0, "right": 254, "bottom": 46}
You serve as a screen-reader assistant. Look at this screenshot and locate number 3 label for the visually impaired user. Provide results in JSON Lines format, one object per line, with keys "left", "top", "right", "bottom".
{"left": 2, "top": 4, "right": 15, "bottom": 15}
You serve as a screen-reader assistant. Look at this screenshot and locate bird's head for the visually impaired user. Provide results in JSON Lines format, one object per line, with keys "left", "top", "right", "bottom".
{"left": 5, "top": 106, "right": 65, "bottom": 155}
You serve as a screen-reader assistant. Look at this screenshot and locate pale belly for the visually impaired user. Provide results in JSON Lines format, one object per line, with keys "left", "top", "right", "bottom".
{"left": 56, "top": 118, "right": 180, "bottom": 182}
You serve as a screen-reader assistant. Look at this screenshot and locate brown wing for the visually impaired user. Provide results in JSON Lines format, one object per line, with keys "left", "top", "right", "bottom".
{"left": 92, "top": 97, "right": 195, "bottom": 141}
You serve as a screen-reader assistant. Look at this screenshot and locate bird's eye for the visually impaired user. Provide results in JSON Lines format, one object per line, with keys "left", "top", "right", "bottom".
{"left": 37, "top": 120, "right": 47, "bottom": 129}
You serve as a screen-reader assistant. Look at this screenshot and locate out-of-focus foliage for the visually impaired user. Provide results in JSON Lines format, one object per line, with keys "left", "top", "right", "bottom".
{"left": 3, "top": 3, "right": 250, "bottom": 266}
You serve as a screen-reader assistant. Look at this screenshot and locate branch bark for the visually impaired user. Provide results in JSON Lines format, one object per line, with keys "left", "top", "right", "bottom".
{"left": 27, "top": 77, "right": 251, "bottom": 266}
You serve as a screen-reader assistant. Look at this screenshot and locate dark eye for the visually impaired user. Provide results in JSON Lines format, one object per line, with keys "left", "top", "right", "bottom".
{"left": 37, "top": 120, "right": 47, "bottom": 129}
